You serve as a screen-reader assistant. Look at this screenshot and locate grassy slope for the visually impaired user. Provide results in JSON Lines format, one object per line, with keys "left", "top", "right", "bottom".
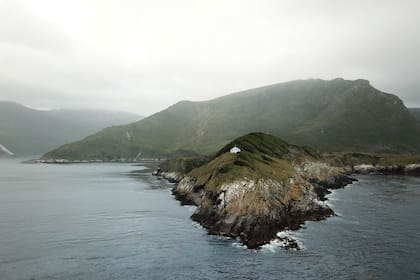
{"left": 43, "top": 78, "right": 420, "bottom": 160}
{"left": 188, "top": 133, "right": 318, "bottom": 192}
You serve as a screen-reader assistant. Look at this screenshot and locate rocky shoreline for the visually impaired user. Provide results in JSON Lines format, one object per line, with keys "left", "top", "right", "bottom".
{"left": 152, "top": 133, "right": 366, "bottom": 249}
{"left": 353, "top": 163, "right": 420, "bottom": 176}
{"left": 157, "top": 161, "right": 420, "bottom": 249}
{"left": 153, "top": 134, "right": 420, "bottom": 250}
{"left": 157, "top": 168, "right": 354, "bottom": 249}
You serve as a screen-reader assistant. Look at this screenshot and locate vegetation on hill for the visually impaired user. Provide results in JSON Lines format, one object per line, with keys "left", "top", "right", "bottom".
{"left": 43, "top": 78, "right": 420, "bottom": 160}
{"left": 188, "top": 133, "right": 322, "bottom": 191}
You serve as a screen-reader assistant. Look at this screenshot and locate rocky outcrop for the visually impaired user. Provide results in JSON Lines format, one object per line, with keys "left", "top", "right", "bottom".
{"left": 173, "top": 165, "right": 351, "bottom": 249}
{"left": 155, "top": 135, "right": 420, "bottom": 249}
{"left": 161, "top": 133, "right": 355, "bottom": 249}
{"left": 353, "top": 163, "right": 420, "bottom": 176}
{"left": 159, "top": 171, "right": 184, "bottom": 183}
{"left": 155, "top": 157, "right": 208, "bottom": 183}
{"left": 324, "top": 152, "right": 420, "bottom": 176}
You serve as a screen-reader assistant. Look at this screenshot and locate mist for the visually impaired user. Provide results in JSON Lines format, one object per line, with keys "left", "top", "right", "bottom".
{"left": 1, "top": 0, "right": 419, "bottom": 115}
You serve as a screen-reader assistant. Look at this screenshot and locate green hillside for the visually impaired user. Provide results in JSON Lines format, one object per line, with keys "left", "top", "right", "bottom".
{"left": 43, "top": 78, "right": 420, "bottom": 160}
{"left": 0, "top": 101, "right": 141, "bottom": 156}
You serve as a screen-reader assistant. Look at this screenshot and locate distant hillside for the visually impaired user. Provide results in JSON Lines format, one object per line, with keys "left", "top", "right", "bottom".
{"left": 409, "top": 108, "right": 420, "bottom": 121}
{"left": 43, "top": 78, "right": 420, "bottom": 160}
{"left": 0, "top": 101, "right": 141, "bottom": 156}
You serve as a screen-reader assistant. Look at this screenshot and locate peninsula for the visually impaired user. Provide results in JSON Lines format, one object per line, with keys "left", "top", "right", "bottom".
{"left": 155, "top": 133, "right": 420, "bottom": 249}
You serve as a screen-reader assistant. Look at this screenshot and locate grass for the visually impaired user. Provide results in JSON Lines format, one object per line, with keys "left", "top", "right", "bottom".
{"left": 324, "top": 152, "right": 420, "bottom": 167}
{"left": 188, "top": 133, "right": 315, "bottom": 192}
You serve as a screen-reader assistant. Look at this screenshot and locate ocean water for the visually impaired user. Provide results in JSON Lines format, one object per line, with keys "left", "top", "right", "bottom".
{"left": 0, "top": 158, "right": 419, "bottom": 280}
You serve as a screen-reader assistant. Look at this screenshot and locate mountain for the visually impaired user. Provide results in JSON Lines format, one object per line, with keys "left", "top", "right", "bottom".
{"left": 0, "top": 101, "right": 141, "bottom": 156}
{"left": 43, "top": 78, "right": 420, "bottom": 160}
{"left": 409, "top": 108, "right": 420, "bottom": 121}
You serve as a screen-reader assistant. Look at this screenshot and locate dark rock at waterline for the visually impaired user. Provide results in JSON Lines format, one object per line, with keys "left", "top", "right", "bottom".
{"left": 168, "top": 133, "right": 352, "bottom": 249}
{"left": 157, "top": 134, "right": 420, "bottom": 249}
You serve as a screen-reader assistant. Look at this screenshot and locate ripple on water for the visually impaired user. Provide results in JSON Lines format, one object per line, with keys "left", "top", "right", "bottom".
{"left": 1, "top": 162, "right": 420, "bottom": 280}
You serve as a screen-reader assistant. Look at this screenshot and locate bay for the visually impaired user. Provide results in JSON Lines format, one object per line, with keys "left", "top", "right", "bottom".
{"left": 0, "top": 159, "right": 419, "bottom": 279}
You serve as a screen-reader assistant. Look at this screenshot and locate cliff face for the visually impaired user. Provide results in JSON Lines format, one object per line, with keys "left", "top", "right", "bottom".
{"left": 161, "top": 133, "right": 353, "bottom": 248}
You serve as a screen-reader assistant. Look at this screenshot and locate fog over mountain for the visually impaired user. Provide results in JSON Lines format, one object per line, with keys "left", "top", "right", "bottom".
{"left": 0, "top": 101, "right": 140, "bottom": 156}
{"left": 1, "top": 0, "right": 420, "bottom": 116}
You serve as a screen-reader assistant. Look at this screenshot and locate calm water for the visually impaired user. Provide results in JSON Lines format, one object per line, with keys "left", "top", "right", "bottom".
{"left": 0, "top": 159, "right": 419, "bottom": 280}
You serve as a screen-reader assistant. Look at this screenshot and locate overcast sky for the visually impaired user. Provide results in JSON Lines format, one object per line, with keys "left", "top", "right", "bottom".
{"left": 0, "top": 0, "right": 419, "bottom": 115}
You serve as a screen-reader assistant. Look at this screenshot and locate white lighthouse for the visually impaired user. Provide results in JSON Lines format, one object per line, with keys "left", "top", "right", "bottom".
{"left": 229, "top": 145, "right": 241, "bottom": 154}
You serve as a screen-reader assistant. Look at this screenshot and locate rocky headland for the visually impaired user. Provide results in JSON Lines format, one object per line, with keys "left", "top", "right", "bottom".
{"left": 155, "top": 133, "right": 358, "bottom": 249}
{"left": 155, "top": 133, "right": 420, "bottom": 249}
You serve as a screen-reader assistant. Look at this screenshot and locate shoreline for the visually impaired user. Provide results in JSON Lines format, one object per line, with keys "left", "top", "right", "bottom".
{"left": 155, "top": 168, "right": 356, "bottom": 249}
{"left": 155, "top": 160, "right": 420, "bottom": 249}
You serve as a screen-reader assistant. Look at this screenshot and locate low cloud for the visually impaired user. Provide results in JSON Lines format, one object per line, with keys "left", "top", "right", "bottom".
{"left": 0, "top": 0, "right": 419, "bottom": 115}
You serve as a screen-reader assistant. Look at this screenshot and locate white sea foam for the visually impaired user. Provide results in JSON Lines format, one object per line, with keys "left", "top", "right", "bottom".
{"left": 190, "top": 221, "right": 203, "bottom": 229}
{"left": 259, "top": 230, "right": 306, "bottom": 253}
{"left": 261, "top": 239, "right": 284, "bottom": 253}
{"left": 326, "top": 189, "right": 341, "bottom": 201}
{"left": 231, "top": 241, "right": 247, "bottom": 249}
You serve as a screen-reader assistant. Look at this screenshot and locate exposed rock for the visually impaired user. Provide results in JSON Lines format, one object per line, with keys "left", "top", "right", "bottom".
{"left": 157, "top": 135, "right": 420, "bottom": 249}
{"left": 405, "top": 164, "right": 420, "bottom": 175}
{"left": 160, "top": 171, "right": 184, "bottom": 183}
{"left": 325, "top": 152, "right": 420, "bottom": 176}
{"left": 353, "top": 163, "right": 420, "bottom": 175}
{"left": 166, "top": 133, "right": 353, "bottom": 249}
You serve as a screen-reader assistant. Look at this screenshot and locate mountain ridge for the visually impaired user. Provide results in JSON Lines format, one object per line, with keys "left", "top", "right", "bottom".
{"left": 43, "top": 78, "right": 420, "bottom": 160}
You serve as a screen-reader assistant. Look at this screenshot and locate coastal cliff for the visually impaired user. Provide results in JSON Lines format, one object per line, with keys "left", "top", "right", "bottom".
{"left": 156, "top": 133, "right": 354, "bottom": 249}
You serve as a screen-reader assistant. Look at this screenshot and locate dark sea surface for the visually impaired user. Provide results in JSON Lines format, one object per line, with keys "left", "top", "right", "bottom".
{"left": 0, "top": 158, "right": 419, "bottom": 280}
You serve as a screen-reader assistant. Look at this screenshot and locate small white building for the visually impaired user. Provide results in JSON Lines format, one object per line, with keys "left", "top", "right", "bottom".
{"left": 230, "top": 145, "right": 241, "bottom": 154}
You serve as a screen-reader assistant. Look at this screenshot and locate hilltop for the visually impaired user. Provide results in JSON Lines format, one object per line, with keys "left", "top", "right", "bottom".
{"left": 43, "top": 78, "right": 420, "bottom": 160}
{"left": 0, "top": 101, "right": 141, "bottom": 156}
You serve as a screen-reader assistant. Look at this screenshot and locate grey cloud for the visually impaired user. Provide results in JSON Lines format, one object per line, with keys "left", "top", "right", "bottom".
{"left": 0, "top": 0, "right": 419, "bottom": 116}
{"left": 0, "top": 0, "right": 71, "bottom": 53}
